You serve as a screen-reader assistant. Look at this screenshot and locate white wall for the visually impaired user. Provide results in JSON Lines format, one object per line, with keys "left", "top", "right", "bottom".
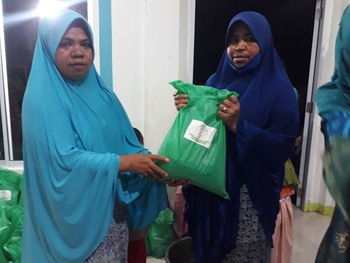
{"left": 110, "top": 0, "right": 195, "bottom": 153}
{"left": 178, "top": 0, "right": 196, "bottom": 83}
{"left": 111, "top": 0, "right": 146, "bottom": 134}
{"left": 143, "top": 0, "right": 180, "bottom": 152}
{"left": 87, "top": 0, "right": 100, "bottom": 72}
{"left": 303, "top": 0, "right": 349, "bottom": 209}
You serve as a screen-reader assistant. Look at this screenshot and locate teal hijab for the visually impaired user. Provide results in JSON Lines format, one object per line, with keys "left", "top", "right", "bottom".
{"left": 21, "top": 10, "right": 166, "bottom": 263}
{"left": 317, "top": 6, "right": 350, "bottom": 114}
{"left": 315, "top": 7, "right": 350, "bottom": 262}
{"left": 315, "top": 5, "right": 350, "bottom": 222}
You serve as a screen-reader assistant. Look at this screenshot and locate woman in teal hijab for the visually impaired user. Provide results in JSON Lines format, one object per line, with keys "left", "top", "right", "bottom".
{"left": 21, "top": 9, "right": 168, "bottom": 263}
{"left": 316, "top": 5, "right": 350, "bottom": 263}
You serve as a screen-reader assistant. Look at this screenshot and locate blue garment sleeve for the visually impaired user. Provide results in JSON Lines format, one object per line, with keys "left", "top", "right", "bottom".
{"left": 120, "top": 172, "right": 167, "bottom": 230}
{"left": 236, "top": 118, "right": 295, "bottom": 174}
{"left": 233, "top": 92, "right": 298, "bottom": 239}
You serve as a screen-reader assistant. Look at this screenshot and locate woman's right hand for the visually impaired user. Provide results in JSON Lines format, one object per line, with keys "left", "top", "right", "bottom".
{"left": 174, "top": 93, "right": 188, "bottom": 111}
{"left": 119, "top": 153, "right": 169, "bottom": 180}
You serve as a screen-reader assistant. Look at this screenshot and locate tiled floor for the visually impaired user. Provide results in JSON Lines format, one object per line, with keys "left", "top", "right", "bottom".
{"left": 147, "top": 206, "right": 331, "bottom": 263}
{"left": 291, "top": 207, "right": 331, "bottom": 263}
{"left": 147, "top": 257, "right": 166, "bottom": 263}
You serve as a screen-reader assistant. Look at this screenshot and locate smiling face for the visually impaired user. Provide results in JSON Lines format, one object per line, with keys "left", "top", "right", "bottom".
{"left": 226, "top": 21, "right": 260, "bottom": 68}
{"left": 55, "top": 26, "right": 93, "bottom": 80}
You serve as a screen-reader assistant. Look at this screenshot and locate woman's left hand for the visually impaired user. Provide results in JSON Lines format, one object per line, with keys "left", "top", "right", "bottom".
{"left": 218, "top": 95, "right": 240, "bottom": 133}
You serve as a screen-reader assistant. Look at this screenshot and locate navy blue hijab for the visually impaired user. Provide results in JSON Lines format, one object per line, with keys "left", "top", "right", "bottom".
{"left": 183, "top": 11, "right": 299, "bottom": 262}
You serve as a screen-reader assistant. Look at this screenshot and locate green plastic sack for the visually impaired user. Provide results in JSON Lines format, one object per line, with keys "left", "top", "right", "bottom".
{"left": 3, "top": 236, "right": 21, "bottom": 263}
{"left": 0, "top": 169, "right": 22, "bottom": 207}
{"left": 17, "top": 177, "right": 24, "bottom": 208}
{"left": 0, "top": 169, "right": 24, "bottom": 263}
{"left": 0, "top": 207, "right": 11, "bottom": 263}
{"left": 146, "top": 208, "right": 177, "bottom": 258}
{"left": 158, "top": 80, "right": 238, "bottom": 199}
{"left": 0, "top": 206, "right": 23, "bottom": 263}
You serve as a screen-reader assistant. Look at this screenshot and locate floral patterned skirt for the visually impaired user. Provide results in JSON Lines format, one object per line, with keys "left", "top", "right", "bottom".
{"left": 84, "top": 219, "right": 129, "bottom": 263}
{"left": 222, "top": 185, "right": 272, "bottom": 263}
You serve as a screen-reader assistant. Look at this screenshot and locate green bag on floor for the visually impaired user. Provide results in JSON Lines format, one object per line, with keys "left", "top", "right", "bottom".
{"left": 158, "top": 80, "right": 238, "bottom": 199}
{"left": 0, "top": 169, "right": 22, "bottom": 207}
{"left": 146, "top": 208, "right": 177, "bottom": 258}
{"left": 0, "top": 206, "right": 23, "bottom": 263}
{"left": 3, "top": 236, "right": 21, "bottom": 263}
{"left": 0, "top": 169, "right": 24, "bottom": 263}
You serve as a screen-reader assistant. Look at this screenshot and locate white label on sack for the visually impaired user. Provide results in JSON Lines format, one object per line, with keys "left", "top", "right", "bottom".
{"left": 184, "top": 120, "right": 217, "bottom": 149}
{"left": 0, "top": 190, "right": 11, "bottom": 201}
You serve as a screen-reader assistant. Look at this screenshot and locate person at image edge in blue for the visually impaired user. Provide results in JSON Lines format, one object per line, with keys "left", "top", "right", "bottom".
{"left": 174, "top": 11, "right": 299, "bottom": 263}
{"left": 21, "top": 10, "right": 170, "bottom": 263}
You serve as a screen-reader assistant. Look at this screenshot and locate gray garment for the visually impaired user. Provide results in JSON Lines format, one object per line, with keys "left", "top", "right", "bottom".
{"left": 84, "top": 219, "right": 129, "bottom": 263}
{"left": 222, "top": 185, "right": 272, "bottom": 263}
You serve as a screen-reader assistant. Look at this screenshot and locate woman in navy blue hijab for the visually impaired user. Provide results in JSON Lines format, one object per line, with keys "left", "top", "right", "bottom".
{"left": 175, "top": 11, "right": 299, "bottom": 262}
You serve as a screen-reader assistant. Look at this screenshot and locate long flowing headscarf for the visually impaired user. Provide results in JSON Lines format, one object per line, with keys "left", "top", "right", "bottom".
{"left": 316, "top": 5, "right": 350, "bottom": 224}
{"left": 184, "top": 11, "right": 299, "bottom": 262}
{"left": 317, "top": 5, "right": 350, "bottom": 114}
{"left": 21, "top": 10, "right": 166, "bottom": 263}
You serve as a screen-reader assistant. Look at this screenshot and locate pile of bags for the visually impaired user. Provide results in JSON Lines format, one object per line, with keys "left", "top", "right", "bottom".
{"left": 0, "top": 168, "right": 23, "bottom": 263}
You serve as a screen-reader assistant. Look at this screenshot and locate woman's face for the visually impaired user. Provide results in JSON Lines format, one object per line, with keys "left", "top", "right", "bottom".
{"left": 55, "top": 27, "right": 93, "bottom": 80}
{"left": 226, "top": 22, "right": 260, "bottom": 68}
